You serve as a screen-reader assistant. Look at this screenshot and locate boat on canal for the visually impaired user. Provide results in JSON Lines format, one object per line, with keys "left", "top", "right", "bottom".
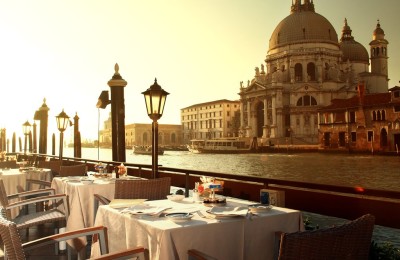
{"left": 187, "top": 137, "right": 255, "bottom": 154}
{"left": 132, "top": 145, "right": 165, "bottom": 155}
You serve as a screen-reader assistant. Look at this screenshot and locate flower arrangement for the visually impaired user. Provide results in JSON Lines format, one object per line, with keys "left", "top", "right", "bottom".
{"left": 115, "top": 163, "right": 127, "bottom": 177}
{"left": 196, "top": 176, "right": 224, "bottom": 196}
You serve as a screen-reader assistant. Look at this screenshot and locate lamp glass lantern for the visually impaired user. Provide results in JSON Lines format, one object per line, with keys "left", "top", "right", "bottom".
{"left": 56, "top": 109, "right": 70, "bottom": 132}
{"left": 142, "top": 78, "right": 169, "bottom": 179}
{"left": 22, "top": 121, "right": 31, "bottom": 136}
{"left": 142, "top": 78, "right": 169, "bottom": 121}
{"left": 56, "top": 109, "right": 70, "bottom": 163}
{"left": 22, "top": 121, "right": 31, "bottom": 155}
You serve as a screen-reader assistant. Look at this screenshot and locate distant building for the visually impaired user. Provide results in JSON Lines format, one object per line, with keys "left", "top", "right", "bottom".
{"left": 99, "top": 113, "right": 183, "bottom": 148}
{"left": 239, "top": 0, "right": 390, "bottom": 146}
{"left": 318, "top": 82, "right": 400, "bottom": 153}
{"left": 125, "top": 123, "right": 183, "bottom": 149}
{"left": 181, "top": 99, "right": 240, "bottom": 143}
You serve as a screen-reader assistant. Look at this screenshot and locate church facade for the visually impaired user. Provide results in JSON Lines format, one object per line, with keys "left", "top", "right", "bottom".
{"left": 239, "top": 0, "right": 389, "bottom": 146}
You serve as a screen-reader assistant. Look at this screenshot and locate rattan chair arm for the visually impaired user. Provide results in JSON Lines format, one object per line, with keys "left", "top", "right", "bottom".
{"left": 7, "top": 188, "right": 55, "bottom": 200}
{"left": 94, "top": 194, "right": 111, "bottom": 205}
{"left": 25, "top": 178, "right": 52, "bottom": 188}
{"left": 6, "top": 193, "right": 67, "bottom": 209}
{"left": 23, "top": 226, "right": 109, "bottom": 254}
{"left": 91, "top": 246, "right": 147, "bottom": 260}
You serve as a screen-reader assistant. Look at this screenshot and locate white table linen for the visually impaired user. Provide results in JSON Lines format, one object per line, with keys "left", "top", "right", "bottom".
{"left": 51, "top": 176, "right": 115, "bottom": 250}
{"left": 0, "top": 168, "right": 52, "bottom": 218}
{"left": 91, "top": 198, "right": 303, "bottom": 260}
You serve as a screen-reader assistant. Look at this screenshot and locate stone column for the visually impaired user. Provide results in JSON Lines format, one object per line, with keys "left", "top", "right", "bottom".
{"left": 263, "top": 97, "right": 268, "bottom": 138}
{"left": 34, "top": 99, "right": 49, "bottom": 154}
{"left": 240, "top": 100, "right": 244, "bottom": 128}
{"left": 108, "top": 64, "right": 127, "bottom": 162}
{"left": 270, "top": 95, "right": 277, "bottom": 138}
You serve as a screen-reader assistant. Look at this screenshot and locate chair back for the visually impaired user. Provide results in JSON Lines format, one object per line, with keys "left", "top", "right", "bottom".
{"left": 0, "top": 213, "right": 26, "bottom": 260}
{"left": 59, "top": 164, "right": 87, "bottom": 177}
{"left": 0, "top": 179, "right": 10, "bottom": 210}
{"left": 277, "top": 214, "right": 375, "bottom": 260}
{"left": 0, "top": 161, "right": 17, "bottom": 169}
{"left": 37, "top": 160, "right": 62, "bottom": 176}
{"left": 115, "top": 177, "right": 171, "bottom": 200}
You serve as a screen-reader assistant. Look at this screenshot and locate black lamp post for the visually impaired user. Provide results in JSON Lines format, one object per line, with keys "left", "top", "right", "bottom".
{"left": 22, "top": 121, "right": 31, "bottom": 155}
{"left": 142, "top": 78, "right": 169, "bottom": 179}
{"left": 56, "top": 109, "right": 70, "bottom": 163}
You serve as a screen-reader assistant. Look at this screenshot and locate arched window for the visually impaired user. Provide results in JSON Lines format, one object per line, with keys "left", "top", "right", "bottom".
{"left": 372, "top": 111, "right": 377, "bottom": 121}
{"left": 377, "top": 110, "right": 382, "bottom": 121}
{"left": 296, "top": 95, "right": 317, "bottom": 106}
{"left": 307, "top": 62, "right": 316, "bottom": 81}
{"left": 295, "top": 63, "right": 303, "bottom": 82}
{"left": 381, "top": 110, "right": 386, "bottom": 121}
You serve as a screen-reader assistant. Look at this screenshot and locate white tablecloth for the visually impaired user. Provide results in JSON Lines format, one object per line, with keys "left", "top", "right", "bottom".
{"left": 0, "top": 168, "right": 52, "bottom": 218}
{"left": 51, "top": 176, "right": 115, "bottom": 250}
{"left": 91, "top": 198, "right": 304, "bottom": 260}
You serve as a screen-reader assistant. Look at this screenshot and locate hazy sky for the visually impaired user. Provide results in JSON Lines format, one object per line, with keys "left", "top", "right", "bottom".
{"left": 1, "top": 0, "right": 399, "bottom": 142}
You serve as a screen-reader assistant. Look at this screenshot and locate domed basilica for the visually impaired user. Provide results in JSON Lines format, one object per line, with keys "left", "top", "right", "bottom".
{"left": 239, "top": 0, "right": 389, "bottom": 145}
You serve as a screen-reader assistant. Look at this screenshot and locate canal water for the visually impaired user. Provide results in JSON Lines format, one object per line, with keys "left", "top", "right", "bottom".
{"left": 63, "top": 147, "right": 400, "bottom": 192}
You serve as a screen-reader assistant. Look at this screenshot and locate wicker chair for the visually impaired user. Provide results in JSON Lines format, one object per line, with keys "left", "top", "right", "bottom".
{"left": 0, "top": 179, "right": 69, "bottom": 250}
{"left": 93, "top": 177, "right": 171, "bottom": 220}
{"left": 37, "top": 160, "right": 62, "bottom": 177}
{"left": 59, "top": 164, "right": 87, "bottom": 177}
{"left": 0, "top": 216, "right": 147, "bottom": 260}
{"left": 0, "top": 161, "right": 17, "bottom": 169}
{"left": 275, "top": 214, "right": 375, "bottom": 260}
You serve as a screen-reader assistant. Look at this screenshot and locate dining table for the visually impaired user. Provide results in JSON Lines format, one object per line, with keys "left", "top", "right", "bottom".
{"left": 0, "top": 167, "right": 52, "bottom": 218}
{"left": 91, "top": 197, "right": 304, "bottom": 260}
{"left": 50, "top": 174, "right": 145, "bottom": 252}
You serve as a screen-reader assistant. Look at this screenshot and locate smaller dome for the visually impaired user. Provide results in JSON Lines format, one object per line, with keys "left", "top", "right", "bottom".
{"left": 339, "top": 19, "right": 369, "bottom": 63}
{"left": 340, "top": 41, "right": 369, "bottom": 63}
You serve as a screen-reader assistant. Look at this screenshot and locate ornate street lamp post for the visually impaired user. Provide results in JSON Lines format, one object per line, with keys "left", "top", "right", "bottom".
{"left": 56, "top": 109, "right": 70, "bottom": 163}
{"left": 22, "top": 121, "right": 31, "bottom": 155}
{"left": 142, "top": 78, "right": 169, "bottom": 179}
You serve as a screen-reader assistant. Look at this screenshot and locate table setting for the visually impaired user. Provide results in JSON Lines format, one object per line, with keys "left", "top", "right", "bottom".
{"left": 91, "top": 192, "right": 304, "bottom": 260}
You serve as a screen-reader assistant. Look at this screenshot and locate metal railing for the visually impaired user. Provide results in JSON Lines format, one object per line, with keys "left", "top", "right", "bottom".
{"left": 17, "top": 152, "right": 400, "bottom": 229}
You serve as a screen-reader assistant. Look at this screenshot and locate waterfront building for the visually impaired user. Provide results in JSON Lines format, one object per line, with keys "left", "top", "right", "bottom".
{"left": 238, "top": 0, "right": 389, "bottom": 146}
{"left": 99, "top": 112, "right": 183, "bottom": 149}
{"left": 318, "top": 82, "right": 400, "bottom": 153}
{"left": 181, "top": 99, "right": 240, "bottom": 143}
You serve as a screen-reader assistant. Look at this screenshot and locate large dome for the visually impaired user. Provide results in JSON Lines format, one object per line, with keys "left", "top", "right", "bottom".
{"left": 269, "top": 11, "right": 339, "bottom": 51}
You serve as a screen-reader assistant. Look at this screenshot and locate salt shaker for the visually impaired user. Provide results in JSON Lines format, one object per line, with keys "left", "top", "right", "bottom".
{"left": 193, "top": 189, "right": 200, "bottom": 202}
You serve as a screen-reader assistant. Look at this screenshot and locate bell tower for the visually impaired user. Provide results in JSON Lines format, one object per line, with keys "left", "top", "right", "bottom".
{"left": 369, "top": 20, "right": 389, "bottom": 77}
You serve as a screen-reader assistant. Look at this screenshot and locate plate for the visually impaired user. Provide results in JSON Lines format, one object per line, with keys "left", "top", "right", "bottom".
{"left": 165, "top": 212, "right": 193, "bottom": 222}
{"left": 248, "top": 204, "right": 272, "bottom": 213}
{"left": 206, "top": 206, "right": 248, "bottom": 218}
{"left": 167, "top": 194, "right": 185, "bottom": 202}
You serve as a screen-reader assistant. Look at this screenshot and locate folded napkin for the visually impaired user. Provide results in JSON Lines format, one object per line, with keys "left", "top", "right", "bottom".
{"left": 209, "top": 206, "right": 249, "bottom": 216}
{"left": 121, "top": 204, "right": 171, "bottom": 216}
{"left": 109, "top": 199, "right": 147, "bottom": 209}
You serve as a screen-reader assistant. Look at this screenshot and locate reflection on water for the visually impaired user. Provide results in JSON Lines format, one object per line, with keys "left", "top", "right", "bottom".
{"left": 64, "top": 148, "right": 400, "bottom": 192}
